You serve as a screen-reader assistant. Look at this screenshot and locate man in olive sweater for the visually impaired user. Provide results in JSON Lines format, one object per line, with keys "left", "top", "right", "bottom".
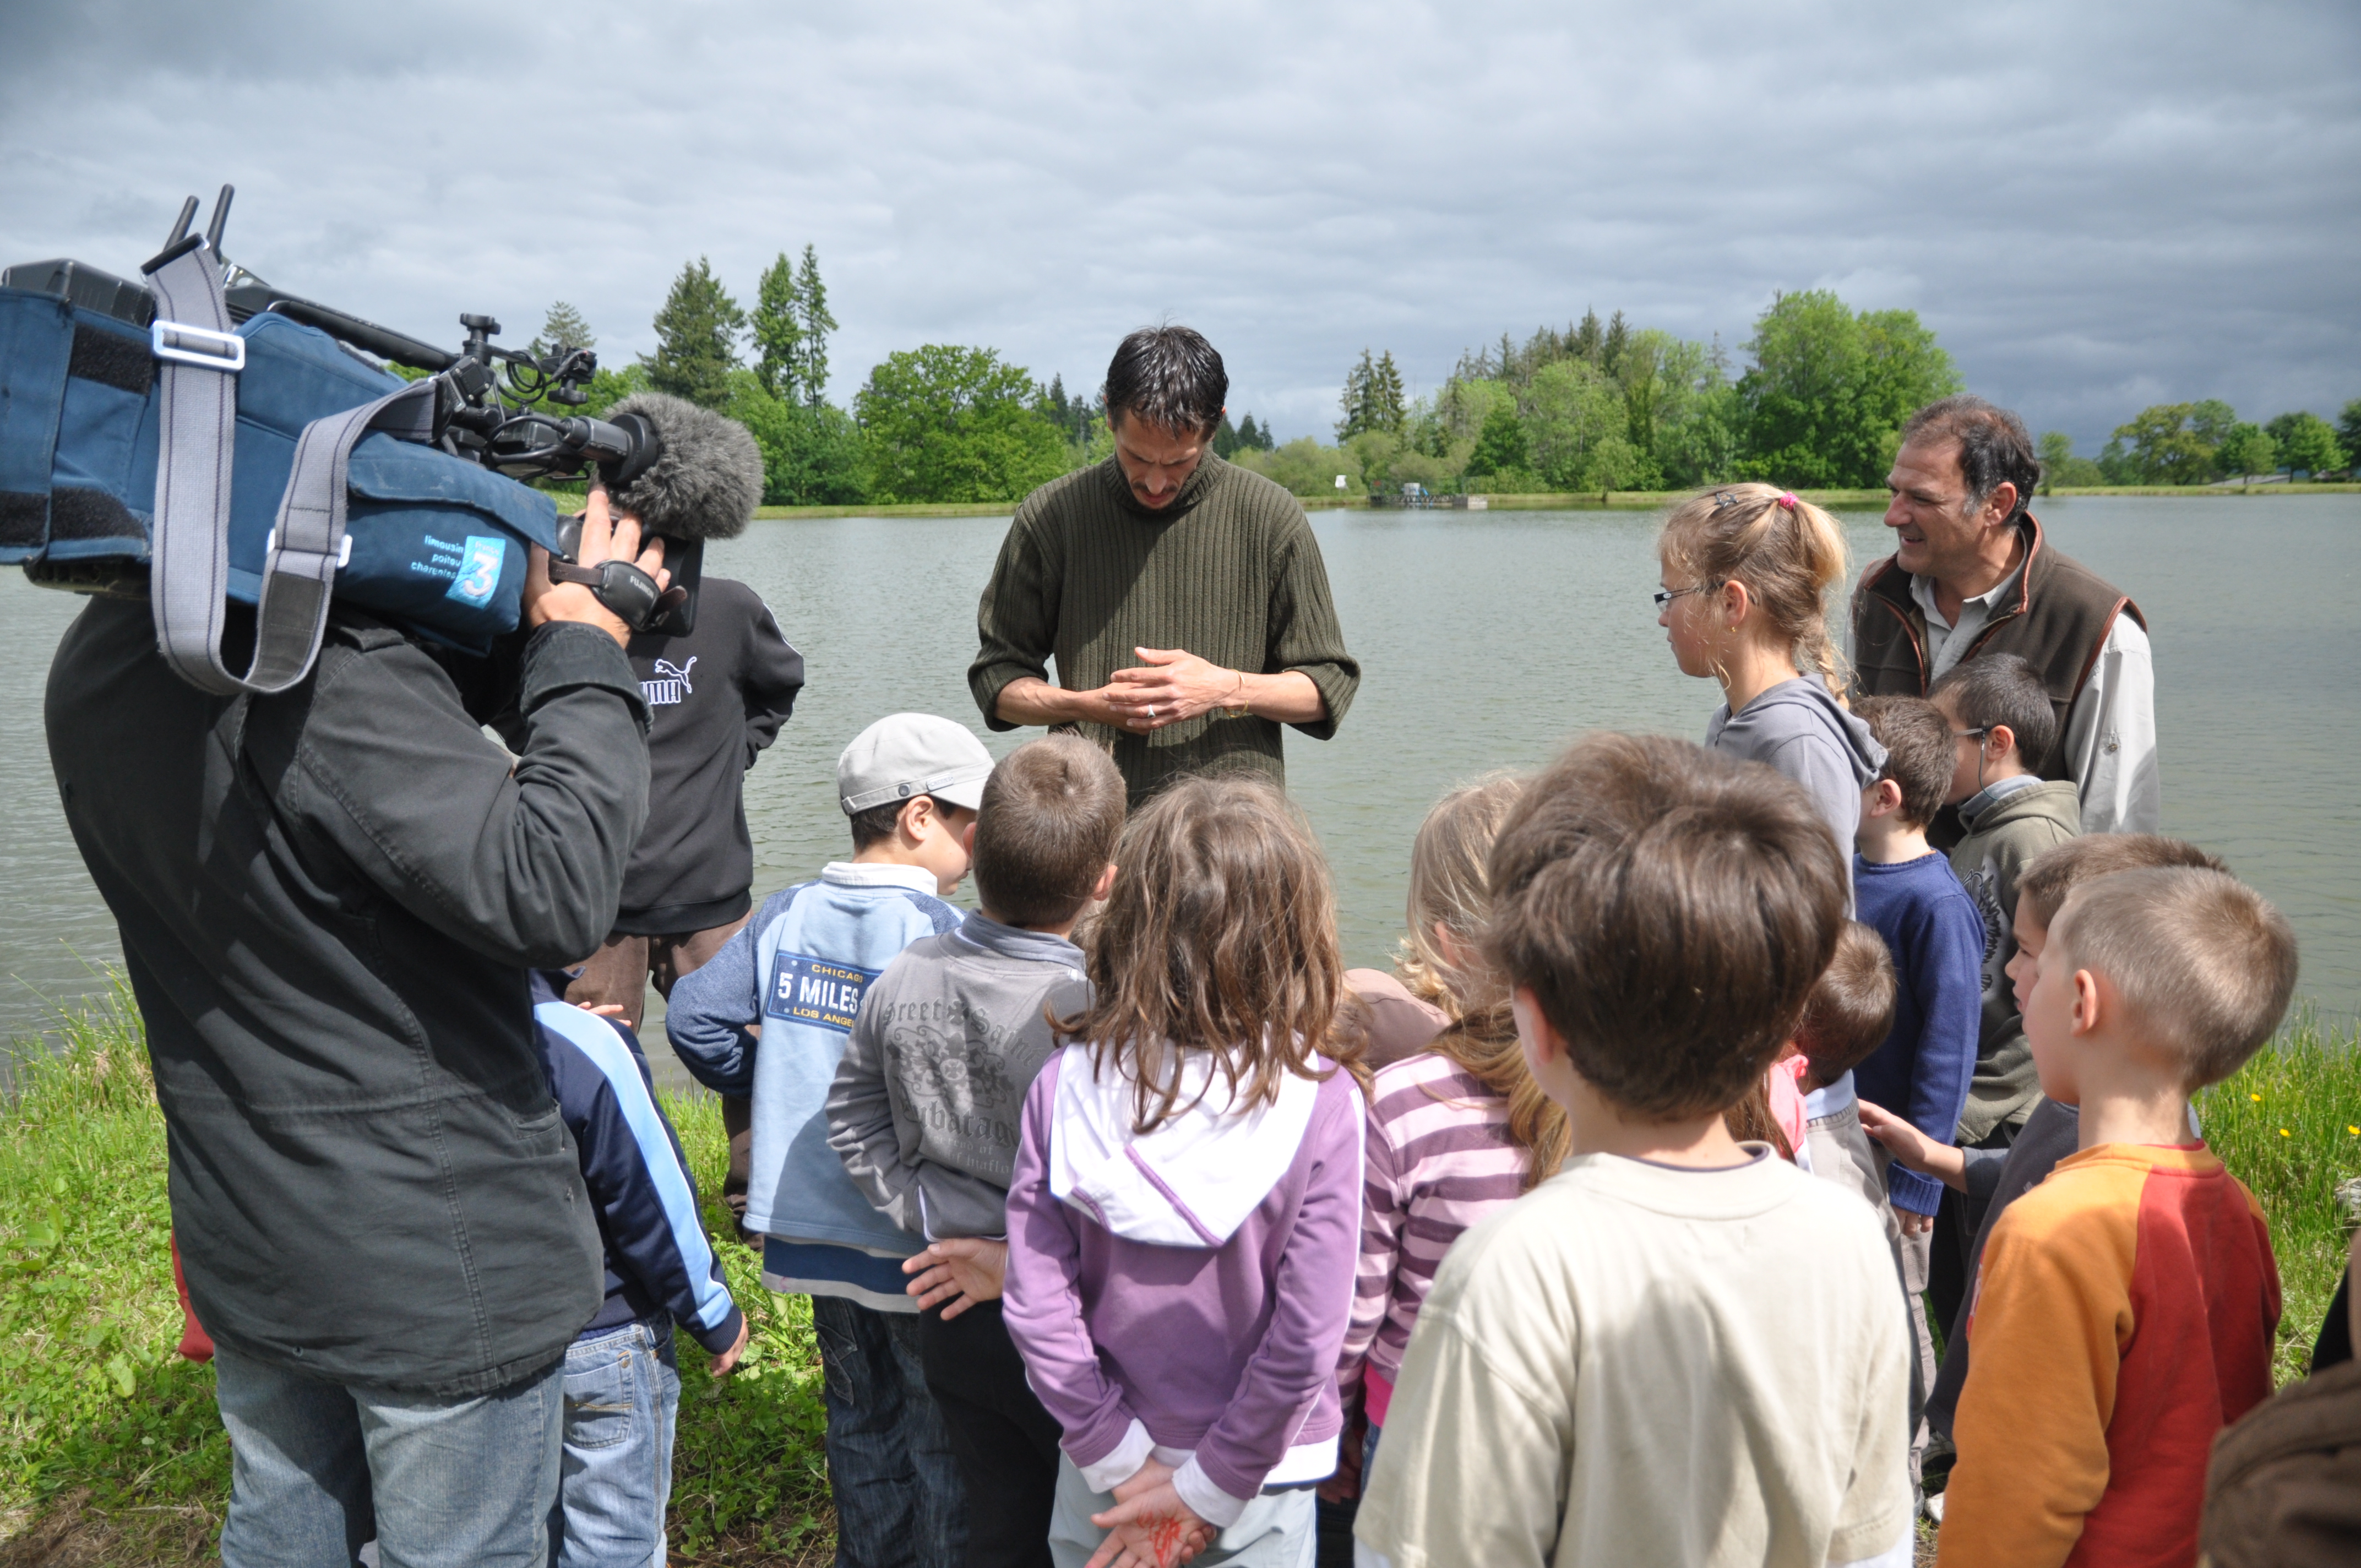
{"left": 970, "top": 326, "right": 1359, "bottom": 802}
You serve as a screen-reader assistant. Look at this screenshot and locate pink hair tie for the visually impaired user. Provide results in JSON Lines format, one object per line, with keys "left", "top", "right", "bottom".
{"left": 1777, "top": 492, "right": 1798, "bottom": 510}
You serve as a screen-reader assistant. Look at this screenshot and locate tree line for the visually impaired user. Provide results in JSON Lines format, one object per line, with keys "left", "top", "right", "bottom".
{"left": 545, "top": 263, "right": 2356, "bottom": 509}
{"left": 543, "top": 255, "right": 1281, "bottom": 507}
{"left": 2044, "top": 402, "right": 2356, "bottom": 488}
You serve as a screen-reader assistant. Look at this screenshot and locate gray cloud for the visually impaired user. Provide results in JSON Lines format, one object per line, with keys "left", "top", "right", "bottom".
{"left": 4, "top": 0, "right": 2355, "bottom": 449}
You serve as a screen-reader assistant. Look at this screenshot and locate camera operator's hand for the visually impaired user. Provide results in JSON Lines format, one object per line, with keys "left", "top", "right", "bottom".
{"left": 524, "top": 481, "right": 669, "bottom": 647}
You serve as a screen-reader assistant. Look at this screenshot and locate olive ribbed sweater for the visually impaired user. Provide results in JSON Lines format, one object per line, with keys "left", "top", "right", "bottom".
{"left": 970, "top": 454, "right": 1359, "bottom": 801}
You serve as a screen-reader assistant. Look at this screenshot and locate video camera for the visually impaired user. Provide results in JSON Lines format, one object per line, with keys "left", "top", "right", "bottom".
{"left": 2, "top": 186, "right": 761, "bottom": 668}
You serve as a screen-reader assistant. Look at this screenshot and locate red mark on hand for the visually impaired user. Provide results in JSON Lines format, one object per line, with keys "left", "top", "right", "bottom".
{"left": 1147, "top": 1514, "right": 1187, "bottom": 1567}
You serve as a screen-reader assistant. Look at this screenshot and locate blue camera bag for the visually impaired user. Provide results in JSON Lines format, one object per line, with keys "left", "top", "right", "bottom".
{"left": 0, "top": 260, "right": 557, "bottom": 681}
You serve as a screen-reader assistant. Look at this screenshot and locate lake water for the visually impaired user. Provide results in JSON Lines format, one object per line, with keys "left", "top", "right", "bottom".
{"left": 4, "top": 496, "right": 2355, "bottom": 1071}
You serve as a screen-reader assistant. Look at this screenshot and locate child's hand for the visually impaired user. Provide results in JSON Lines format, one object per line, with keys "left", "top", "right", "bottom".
{"left": 1087, "top": 1463, "right": 1214, "bottom": 1568}
{"left": 709, "top": 1314, "right": 750, "bottom": 1376}
{"left": 902, "top": 1237, "right": 1008, "bottom": 1320}
{"left": 576, "top": 1003, "right": 627, "bottom": 1018}
{"left": 1857, "top": 1099, "right": 1968, "bottom": 1193}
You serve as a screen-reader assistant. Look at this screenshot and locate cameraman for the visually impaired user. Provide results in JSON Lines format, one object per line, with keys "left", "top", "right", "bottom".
{"left": 47, "top": 488, "right": 664, "bottom": 1567}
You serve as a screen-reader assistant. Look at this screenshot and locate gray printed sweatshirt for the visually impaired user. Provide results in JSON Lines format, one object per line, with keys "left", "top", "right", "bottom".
{"left": 828, "top": 911, "right": 1091, "bottom": 1240}
{"left": 1705, "top": 676, "right": 1887, "bottom": 907}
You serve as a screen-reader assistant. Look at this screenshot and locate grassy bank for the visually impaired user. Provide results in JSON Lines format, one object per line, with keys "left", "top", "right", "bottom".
{"left": 0, "top": 982, "right": 832, "bottom": 1565}
{"left": 2, "top": 986, "right": 2354, "bottom": 1561}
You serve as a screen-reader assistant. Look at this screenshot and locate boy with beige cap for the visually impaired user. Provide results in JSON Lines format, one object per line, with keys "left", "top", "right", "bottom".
{"left": 669, "top": 711, "right": 994, "bottom": 1568}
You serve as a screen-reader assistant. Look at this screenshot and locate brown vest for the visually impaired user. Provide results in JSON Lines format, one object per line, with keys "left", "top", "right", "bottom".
{"left": 1849, "top": 514, "right": 2144, "bottom": 786}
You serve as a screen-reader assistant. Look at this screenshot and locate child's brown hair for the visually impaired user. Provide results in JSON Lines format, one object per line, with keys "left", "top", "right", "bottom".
{"left": 972, "top": 735, "right": 1125, "bottom": 927}
{"left": 1057, "top": 776, "right": 1359, "bottom": 1133}
{"left": 1486, "top": 732, "right": 1847, "bottom": 1120}
{"left": 1396, "top": 774, "right": 1570, "bottom": 1192}
{"left": 1797, "top": 922, "right": 1900, "bottom": 1085}
{"left": 2016, "top": 834, "right": 2227, "bottom": 930}
{"left": 2049, "top": 868, "right": 2298, "bottom": 1088}
{"left": 1657, "top": 483, "right": 1851, "bottom": 700}
{"left": 1856, "top": 696, "right": 1954, "bottom": 832}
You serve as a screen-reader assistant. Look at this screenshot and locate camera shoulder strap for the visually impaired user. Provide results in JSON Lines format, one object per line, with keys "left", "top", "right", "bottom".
{"left": 144, "top": 242, "right": 437, "bottom": 696}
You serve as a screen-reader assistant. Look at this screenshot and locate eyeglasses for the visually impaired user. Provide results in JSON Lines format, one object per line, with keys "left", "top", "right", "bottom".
{"left": 1653, "top": 585, "right": 1710, "bottom": 609}
{"left": 1951, "top": 727, "right": 1991, "bottom": 744}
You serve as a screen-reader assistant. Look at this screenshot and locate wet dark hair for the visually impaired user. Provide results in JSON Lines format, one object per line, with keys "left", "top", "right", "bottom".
{"left": 1857, "top": 695, "right": 1954, "bottom": 831}
{"left": 1901, "top": 395, "right": 2042, "bottom": 524}
{"left": 1485, "top": 732, "right": 1846, "bottom": 1121}
{"left": 1104, "top": 326, "right": 1228, "bottom": 435}
{"left": 849, "top": 795, "right": 940, "bottom": 851}
{"left": 1932, "top": 652, "right": 2058, "bottom": 775}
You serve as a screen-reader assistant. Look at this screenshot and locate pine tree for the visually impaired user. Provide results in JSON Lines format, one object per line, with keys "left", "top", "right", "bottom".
{"left": 646, "top": 258, "right": 746, "bottom": 410}
{"left": 1572, "top": 309, "right": 1603, "bottom": 364}
{"left": 794, "top": 244, "right": 837, "bottom": 407}
{"left": 1212, "top": 414, "right": 1241, "bottom": 458}
{"left": 1337, "top": 350, "right": 1377, "bottom": 441}
{"left": 1373, "top": 352, "right": 1408, "bottom": 434}
{"left": 1237, "top": 413, "right": 1266, "bottom": 450}
{"left": 531, "top": 301, "right": 596, "bottom": 358}
{"left": 752, "top": 252, "right": 806, "bottom": 402}
{"left": 1602, "top": 310, "right": 1630, "bottom": 374}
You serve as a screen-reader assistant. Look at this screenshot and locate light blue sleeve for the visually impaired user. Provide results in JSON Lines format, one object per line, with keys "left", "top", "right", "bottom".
{"left": 665, "top": 910, "right": 765, "bottom": 1095}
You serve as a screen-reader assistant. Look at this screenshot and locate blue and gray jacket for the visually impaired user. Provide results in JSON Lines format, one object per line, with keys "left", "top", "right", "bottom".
{"left": 530, "top": 984, "right": 743, "bottom": 1354}
{"left": 666, "top": 863, "right": 962, "bottom": 1311}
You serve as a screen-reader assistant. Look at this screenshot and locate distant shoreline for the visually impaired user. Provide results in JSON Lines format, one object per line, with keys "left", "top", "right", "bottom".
{"left": 732, "top": 482, "right": 2361, "bottom": 521}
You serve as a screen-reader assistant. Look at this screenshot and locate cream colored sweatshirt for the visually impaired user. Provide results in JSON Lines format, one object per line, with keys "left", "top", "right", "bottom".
{"left": 1355, "top": 1148, "right": 1913, "bottom": 1568}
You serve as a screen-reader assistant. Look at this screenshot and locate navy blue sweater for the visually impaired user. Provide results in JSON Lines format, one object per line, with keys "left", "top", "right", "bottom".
{"left": 1852, "top": 852, "right": 1987, "bottom": 1217}
{"left": 530, "top": 979, "right": 743, "bottom": 1354}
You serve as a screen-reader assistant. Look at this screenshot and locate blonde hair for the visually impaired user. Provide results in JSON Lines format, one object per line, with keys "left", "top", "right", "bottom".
{"left": 1394, "top": 774, "right": 1569, "bottom": 1191}
{"left": 2049, "top": 868, "right": 2298, "bottom": 1090}
{"left": 1057, "top": 776, "right": 1361, "bottom": 1134}
{"left": 1658, "top": 483, "right": 1852, "bottom": 700}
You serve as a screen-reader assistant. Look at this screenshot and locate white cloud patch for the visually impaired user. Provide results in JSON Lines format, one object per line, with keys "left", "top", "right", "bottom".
{"left": 4, "top": 0, "right": 2355, "bottom": 448}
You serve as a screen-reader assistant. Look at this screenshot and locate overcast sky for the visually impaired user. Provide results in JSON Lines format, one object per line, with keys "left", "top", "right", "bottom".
{"left": 5, "top": 0, "right": 2355, "bottom": 449}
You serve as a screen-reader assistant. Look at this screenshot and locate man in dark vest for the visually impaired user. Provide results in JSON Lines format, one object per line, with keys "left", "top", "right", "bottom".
{"left": 1852, "top": 395, "right": 2157, "bottom": 836}
{"left": 1852, "top": 394, "right": 2159, "bottom": 1428}
{"left": 970, "top": 326, "right": 1359, "bottom": 804}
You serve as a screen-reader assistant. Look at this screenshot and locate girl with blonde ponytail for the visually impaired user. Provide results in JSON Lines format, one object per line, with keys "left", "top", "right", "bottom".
{"left": 1656, "top": 483, "right": 1887, "bottom": 907}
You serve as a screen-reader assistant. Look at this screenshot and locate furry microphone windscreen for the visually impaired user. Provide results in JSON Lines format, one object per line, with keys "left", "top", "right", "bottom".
{"left": 606, "top": 391, "right": 764, "bottom": 541}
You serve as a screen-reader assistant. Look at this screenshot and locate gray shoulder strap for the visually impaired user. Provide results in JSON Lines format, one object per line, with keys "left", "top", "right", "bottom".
{"left": 144, "top": 243, "right": 438, "bottom": 696}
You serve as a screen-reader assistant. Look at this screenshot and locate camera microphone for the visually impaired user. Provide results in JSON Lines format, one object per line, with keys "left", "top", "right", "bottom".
{"left": 602, "top": 392, "right": 763, "bottom": 543}
{"left": 547, "top": 393, "right": 765, "bottom": 639}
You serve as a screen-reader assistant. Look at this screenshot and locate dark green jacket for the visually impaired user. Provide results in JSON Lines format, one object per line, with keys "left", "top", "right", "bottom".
{"left": 970, "top": 455, "right": 1359, "bottom": 801}
{"left": 47, "top": 601, "right": 647, "bottom": 1395}
{"left": 1949, "top": 777, "right": 2082, "bottom": 1141}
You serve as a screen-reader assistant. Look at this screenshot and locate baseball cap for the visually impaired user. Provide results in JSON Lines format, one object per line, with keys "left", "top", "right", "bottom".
{"left": 838, "top": 713, "right": 994, "bottom": 815}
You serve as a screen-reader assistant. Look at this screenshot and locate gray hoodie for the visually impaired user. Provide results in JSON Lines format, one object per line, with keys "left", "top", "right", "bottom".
{"left": 1949, "top": 775, "right": 2082, "bottom": 1141}
{"left": 828, "top": 911, "right": 1091, "bottom": 1240}
{"left": 1704, "top": 677, "right": 1887, "bottom": 905}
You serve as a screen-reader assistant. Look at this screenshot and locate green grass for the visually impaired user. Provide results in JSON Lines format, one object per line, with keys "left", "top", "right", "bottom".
{"left": 2191, "top": 1009, "right": 2361, "bottom": 1386}
{"left": 1, "top": 983, "right": 2353, "bottom": 1560}
{"left": 0, "top": 979, "right": 833, "bottom": 1564}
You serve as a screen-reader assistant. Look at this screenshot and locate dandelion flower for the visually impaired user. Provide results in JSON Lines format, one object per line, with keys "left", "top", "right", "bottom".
{"left": 2251, "top": 1092, "right": 2263, "bottom": 1102}
{"left": 2279, "top": 1129, "right": 2291, "bottom": 1138}
{"left": 2349, "top": 1126, "right": 2359, "bottom": 1136}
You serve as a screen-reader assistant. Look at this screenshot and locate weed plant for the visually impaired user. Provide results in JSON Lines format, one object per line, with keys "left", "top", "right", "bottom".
{"left": 1, "top": 981, "right": 2353, "bottom": 1562}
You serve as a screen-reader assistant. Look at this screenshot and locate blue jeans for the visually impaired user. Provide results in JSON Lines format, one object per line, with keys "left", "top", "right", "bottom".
{"left": 809, "top": 1294, "right": 966, "bottom": 1568}
{"left": 549, "top": 1320, "right": 681, "bottom": 1568}
{"left": 211, "top": 1341, "right": 564, "bottom": 1568}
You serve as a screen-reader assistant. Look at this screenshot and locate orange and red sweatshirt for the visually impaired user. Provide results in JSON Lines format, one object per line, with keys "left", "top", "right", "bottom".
{"left": 1939, "top": 1142, "right": 2279, "bottom": 1568}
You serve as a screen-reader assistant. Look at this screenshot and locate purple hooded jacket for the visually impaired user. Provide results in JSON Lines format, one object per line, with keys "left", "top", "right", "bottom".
{"left": 1004, "top": 1045, "right": 1364, "bottom": 1527}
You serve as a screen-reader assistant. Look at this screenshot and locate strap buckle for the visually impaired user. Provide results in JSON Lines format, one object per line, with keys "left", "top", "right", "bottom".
{"left": 264, "top": 529, "right": 353, "bottom": 569}
{"left": 150, "top": 319, "right": 246, "bottom": 373}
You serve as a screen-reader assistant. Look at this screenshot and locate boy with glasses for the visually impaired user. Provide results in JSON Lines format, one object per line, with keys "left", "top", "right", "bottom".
{"left": 1919, "top": 655, "right": 2081, "bottom": 1339}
